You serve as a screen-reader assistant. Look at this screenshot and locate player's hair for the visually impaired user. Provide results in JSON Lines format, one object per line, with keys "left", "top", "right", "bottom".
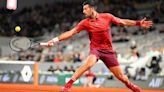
{"left": 83, "top": 0, "right": 97, "bottom": 8}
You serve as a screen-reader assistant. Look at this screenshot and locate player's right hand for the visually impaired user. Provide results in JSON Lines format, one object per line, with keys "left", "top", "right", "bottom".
{"left": 41, "top": 37, "right": 59, "bottom": 47}
{"left": 47, "top": 40, "right": 55, "bottom": 47}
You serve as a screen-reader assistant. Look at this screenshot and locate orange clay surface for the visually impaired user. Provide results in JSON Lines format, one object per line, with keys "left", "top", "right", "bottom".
{"left": 0, "top": 84, "right": 163, "bottom": 92}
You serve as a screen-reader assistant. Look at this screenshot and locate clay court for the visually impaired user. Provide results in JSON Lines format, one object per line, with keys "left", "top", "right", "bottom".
{"left": 0, "top": 84, "right": 163, "bottom": 92}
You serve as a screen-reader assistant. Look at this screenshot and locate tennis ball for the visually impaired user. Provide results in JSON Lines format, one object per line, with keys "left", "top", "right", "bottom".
{"left": 15, "top": 26, "right": 21, "bottom": 32}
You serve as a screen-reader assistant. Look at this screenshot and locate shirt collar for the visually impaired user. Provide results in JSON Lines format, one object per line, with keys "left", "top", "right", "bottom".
{"left": 90, "top": 13, "right": 100, "bottom": 22}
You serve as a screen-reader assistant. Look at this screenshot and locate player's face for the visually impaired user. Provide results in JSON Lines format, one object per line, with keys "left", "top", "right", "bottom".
{"left": 83, "top": 5, "right": 93, "bottom": 17}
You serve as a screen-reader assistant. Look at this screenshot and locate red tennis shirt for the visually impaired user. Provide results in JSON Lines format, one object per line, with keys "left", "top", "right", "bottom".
{"left": 75, "top": 13, "right": 121, "bottom": 50}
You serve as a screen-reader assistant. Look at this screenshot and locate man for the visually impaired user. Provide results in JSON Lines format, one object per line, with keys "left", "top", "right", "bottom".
{"left": 44, "top": 0, "right": 153, "bottom": 92}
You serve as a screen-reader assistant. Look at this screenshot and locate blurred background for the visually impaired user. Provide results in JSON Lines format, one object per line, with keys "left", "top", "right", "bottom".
{"left": 0, "top": 0, "right": 164, "bottom": 90}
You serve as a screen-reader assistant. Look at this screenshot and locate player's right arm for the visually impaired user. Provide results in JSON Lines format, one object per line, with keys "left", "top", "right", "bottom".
{"left": 45, "top": 20, "right": 86, "bottom": 47}
{"left": 58, "top": 27, "right": 79, "bottom": 41}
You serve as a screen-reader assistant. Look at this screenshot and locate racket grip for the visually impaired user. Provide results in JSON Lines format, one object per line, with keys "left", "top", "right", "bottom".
{"left": 40, "top": 42, "right": 48, "bottom": 46}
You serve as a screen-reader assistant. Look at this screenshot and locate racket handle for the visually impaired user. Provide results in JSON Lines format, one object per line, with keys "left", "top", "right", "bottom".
{"left": 40, "top": 42, "right": 48, "bottom": 46}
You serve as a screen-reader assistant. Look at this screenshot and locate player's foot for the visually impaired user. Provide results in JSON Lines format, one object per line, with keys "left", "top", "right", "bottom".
{"left": 60, "top": 84, "right": 72, "bottom": 92}
{"left": 126, "top": 82, "right": 141, "bottom": 92}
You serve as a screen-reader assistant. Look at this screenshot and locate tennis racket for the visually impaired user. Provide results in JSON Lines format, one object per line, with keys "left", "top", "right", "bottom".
{"left": 9, "top": 37, "right": 47, "bottom": 52}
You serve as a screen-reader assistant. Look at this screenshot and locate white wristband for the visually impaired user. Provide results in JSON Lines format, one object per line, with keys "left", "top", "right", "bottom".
{"left": 52, "top": 37, "right": 59, "bottom": 43}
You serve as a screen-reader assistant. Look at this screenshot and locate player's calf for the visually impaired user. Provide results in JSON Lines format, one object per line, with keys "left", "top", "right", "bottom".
{"left": 125, "top": 82, "right": 141, "bottom": 92}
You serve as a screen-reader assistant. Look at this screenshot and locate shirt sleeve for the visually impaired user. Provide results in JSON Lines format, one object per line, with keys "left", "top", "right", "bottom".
{"left": 75, "top": 20, "right": 86, "bottom": 33}
{"left": 106, "top": 13, "right": 121, "bottom": 25}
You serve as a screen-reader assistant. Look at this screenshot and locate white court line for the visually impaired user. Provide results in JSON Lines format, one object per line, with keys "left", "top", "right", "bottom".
{"left": 0, "top": 61, "right": 35, "bottom": 64}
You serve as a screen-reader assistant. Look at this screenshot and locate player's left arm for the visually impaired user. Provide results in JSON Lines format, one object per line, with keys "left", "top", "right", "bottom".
{"left": 119, "top": 17, "right": 153, "bottom": 28}
{"left": 113, "top": 17, "right": 153, "bottom": 28}
{"left": 108, "top": 13, "right": 153, "bottom": 28}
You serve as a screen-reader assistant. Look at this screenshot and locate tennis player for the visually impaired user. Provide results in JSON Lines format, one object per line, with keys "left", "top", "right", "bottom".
{"left": 44, "top": 0, "right": 153, "bottom": 92}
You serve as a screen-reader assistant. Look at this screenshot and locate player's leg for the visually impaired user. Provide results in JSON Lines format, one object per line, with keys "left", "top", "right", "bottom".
{"left": 109, "top": 66, "right": 141, "bottom": 92}
{"left": 99, "top": 49, "right": 140, "bottom": 92}
{"left": 72, "top": 54, "right": 97, "bottom": 80}
{"left": 61, "top": 54, "right": 97, "bottom": 92}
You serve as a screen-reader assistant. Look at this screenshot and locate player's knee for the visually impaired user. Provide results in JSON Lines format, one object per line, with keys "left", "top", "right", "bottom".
{"left": 86, "top": 64, "right": 92, "bottom": 69}
{"left": 81, "top": 64, "right": 91, "bottom": 70}
{"left": 84, "top": 63, "right": 93, "bottom": 69}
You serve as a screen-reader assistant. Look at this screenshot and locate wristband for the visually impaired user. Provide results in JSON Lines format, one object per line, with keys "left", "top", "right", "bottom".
{"left": 136, "top": 21, "right": 141, "bottom": 26}
{"left": 52, "top": 37, "right": 59, "bottom": 43}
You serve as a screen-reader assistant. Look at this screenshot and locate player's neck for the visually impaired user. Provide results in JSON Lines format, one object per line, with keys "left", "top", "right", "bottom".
{"left": 90, "top": 11, "right": 98, "bottom": 20}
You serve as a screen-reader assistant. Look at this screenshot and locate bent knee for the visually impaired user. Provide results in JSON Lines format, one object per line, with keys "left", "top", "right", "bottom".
{"left": 81, "top": 64, "right": 92, "bottom": 70}
{"left": 84, "top": 62, "right": 95, "bottom": 69}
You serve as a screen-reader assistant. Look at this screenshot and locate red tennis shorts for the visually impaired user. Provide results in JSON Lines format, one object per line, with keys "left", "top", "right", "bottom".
{"left": 90, "top": 48, "right": 119, "bottom": 67}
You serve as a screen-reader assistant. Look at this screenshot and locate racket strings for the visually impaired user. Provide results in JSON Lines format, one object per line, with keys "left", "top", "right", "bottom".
{"left": 10, "top": 37, "right": 32, "bottom": 51}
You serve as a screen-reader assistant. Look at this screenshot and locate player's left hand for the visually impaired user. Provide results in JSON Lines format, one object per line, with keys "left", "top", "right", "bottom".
{"left": 140, "top": 17, "right": 153, "bottom": 28}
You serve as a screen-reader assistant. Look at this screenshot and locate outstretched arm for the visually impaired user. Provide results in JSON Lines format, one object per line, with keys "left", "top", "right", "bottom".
{"left": 43, "top": 20, "right": 86, "bottom": 47}
{"left": 58, "top": 27, "right": 78, "bottom": 41}
{"left": 119, "top": 17, "right": 153, "bottom": 28}
{"left": 45, "top": 27, "right": 79, "bottom": 47}
{"left": 110, "top": 14, "right": 153, "bottom": 28}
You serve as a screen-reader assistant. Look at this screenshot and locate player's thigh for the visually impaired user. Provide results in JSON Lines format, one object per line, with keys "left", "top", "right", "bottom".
{"left": 83, "top": 54, "right": 97, "bottom": 68}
